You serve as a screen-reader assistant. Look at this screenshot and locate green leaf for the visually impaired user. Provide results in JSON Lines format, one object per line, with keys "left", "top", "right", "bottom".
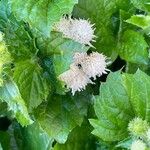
{"left": 38, "top": 32, "right": 88, "bottom": 95}
{"left": 89, "top": 71, "right": 135, "bottom": 142}
{"left": 118, "top": 30, "right": 149, "bottom": 65}
{"left": 131, "top": 0, "right": 150, "bottom": 12}
{"left": 116, "top": 138, "right": 132, "bottom": 149}
{"left": 0, "top": 41, "right": 11, "bottom": 86}
{"left": 54, "top": 120, "right": 96, "bottom": 150}
{"left": 52, "top": 32, "right": 88, "bottom": 75}
{"left": 123, "top": 70, "right": 150, "bottom": 121}
{"left": 35, "top": 92, "right": 91, "bottom": 143}
{"left": 0, "top": 0, "right": 36, "bottom": 61}
{"left": 73, "top": 0, "right": 133, "bottom": 58}
{"left": 0, "top": 102, "right": 8, "bottom": 117}
{"left": 0, "top": 131, "right": 10, "bottom": 150}
{"left": 13, "top": 59, "right": 49, "bottom": 111}
{"left": 126, "top": 15, "right": 150, "bottom": 29}
{"left": 38, "top": 32, "right": 88, "bottom": 75}
{"left": 14, "top": 123, "right": 53, "bottom": 150}
{"left": 0, "top": 81, "right": 33, "bottom": 126}
{"left": 90, "top": 70, "right": 150, "bottom": 142}
{"left": 10, "top": 0, "right": 78, "bottom": 37}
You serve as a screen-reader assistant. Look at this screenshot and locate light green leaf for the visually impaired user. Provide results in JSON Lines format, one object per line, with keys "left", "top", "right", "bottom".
{"left": 126, "top": 15, "right": 150, "bottom": 29}
{"left": 10, "top": 0, "right": 78, "bottom": 37}
{"left": 13, "top": 59, "right": 49, "bottom": 111}
{"left": 90, "top": 71, "right": 134, "bottom": 142}
{"left": 73, "top": 0, "right": 133, "bottom": 57}
{"left": 14, "top": 123, "right": 53, "bottom": 150}
{"left": 118, "top": 30, "right": 149, "bottom": 65}
{"left": 0, "top": 0, "right": 36, "bottom": 61}
{"left": 0, "top": 81, "right": 33, "bottom": 126}
{"left": 90, "top": 70, "right": 150, "bottom": 142}
{"left": 35, "top": 92, "right": 90, "bottom": 143}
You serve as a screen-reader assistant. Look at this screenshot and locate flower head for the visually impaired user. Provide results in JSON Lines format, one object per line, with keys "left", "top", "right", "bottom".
{"left": 69, "top": 19, "right": 96, "bottom": 46}
{"left": 73, "top": 52, "right": 108, "bottom": 80}
{"left": 128, "top": 117, "right": 149, "bottom": 137}
{"left": 53, "top": 17, "right": 96, "bottom": 46}
{"left": 58, "top": 64, "right": 93, "bottom": 95}
{"left": 131, "top": 140, "right": 146, "bottom": 150}
{"left": 53, "top": 16, "right": 72, "bottom": 38}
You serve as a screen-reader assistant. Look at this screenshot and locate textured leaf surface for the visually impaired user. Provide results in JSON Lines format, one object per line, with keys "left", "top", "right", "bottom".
{"left": 11, "top": 0, "right": 78, "bottom": 36}
{"left": 35, "top": 92, "right": 90, "bottom": 143}
{"left": 0, "top": 81, "right": 33, "bottom": 126}
{"left": 13, "top": 59, "right": 49, "bottom": 111}
{"left": 38, "top": 32, "right": 88, "bottom": 76}
{"left": 90, "top": 70, "right": 150, "bottom": 142}
{"left": 0, "top": 131, "right": 10, "bottom": 150}
{"left": 126, "top": 15, "right": 150, "bottom": 29}
{"left": 118, "top": 30, "right": 149, "bottom": 65}
{"left": 131, "top": 0, "right": 150, "bottom": 12}
{"left": 90, "top": 71, "right": 134, "bottom": 142}
{"left": 73, "top": 0, "right": 133, "bottom": 57}
{"left": 0, "top": 0, "right": 36, "bottom": 61}
{"left": 123, "top": 70, "right": 150, "bottom": 121}
{"left": 54, "top": 121, "right": 96, "bottom": 150}
{"left": 14, "top": 123, "right": 53, "bottom": 150}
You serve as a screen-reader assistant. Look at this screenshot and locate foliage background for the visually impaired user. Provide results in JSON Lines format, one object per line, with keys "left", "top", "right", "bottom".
{"left": 0, "top": 0, "right": 150, "bottom": 149}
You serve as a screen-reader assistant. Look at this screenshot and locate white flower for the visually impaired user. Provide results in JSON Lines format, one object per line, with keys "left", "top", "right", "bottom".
{"left": 73, "top": 52, "right": 87, "bottom": 64}
{"left": 53, "top": 16, "right": 72, "bottom": 38}
{"left": 131, "top": 140, "right": 146, "bottom": 150}
{"left": 73, "top": 52, "right": 108, "bottom": 80}
{"left": 53, "top": 17, "right": 96, "bottom": 46}
{"left": 58, "top": 64, "right": 93, "bottom": 95}
{"left": 69, "top": 19, "right": 96, "bottom": 46}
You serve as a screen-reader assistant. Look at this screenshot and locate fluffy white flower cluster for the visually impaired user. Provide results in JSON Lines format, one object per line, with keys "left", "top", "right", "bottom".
{"left": 53, "top": 16, "right": 96, "bottom": 46}
{"left": 58, "top": 52, "right": 108, "bottom": 95}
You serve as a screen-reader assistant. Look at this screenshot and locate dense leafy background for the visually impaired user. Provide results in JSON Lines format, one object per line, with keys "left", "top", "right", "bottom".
{"left": 0, "top": 0, "right": 150, "bottom": 150}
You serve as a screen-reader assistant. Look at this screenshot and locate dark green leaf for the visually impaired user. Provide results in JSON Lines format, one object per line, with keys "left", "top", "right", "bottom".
{"left": 0, "top": 81, "right": 33, "bottom": 126}
{"left": 54, "top": 120, "right": 96, "bottom": 150}
{"left": 0, "top": 131, "right": 10, "bottom": 150}
{"left": 13, "top": 59, "right": 49, "bottom": 111}
{"left": 35, "top": 92, "right": 91, "bottom": 143}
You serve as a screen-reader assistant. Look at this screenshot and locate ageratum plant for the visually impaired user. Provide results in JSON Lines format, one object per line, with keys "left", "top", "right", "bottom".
{"left": 0, "top": 0, "right": 150, "bottom": 150}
